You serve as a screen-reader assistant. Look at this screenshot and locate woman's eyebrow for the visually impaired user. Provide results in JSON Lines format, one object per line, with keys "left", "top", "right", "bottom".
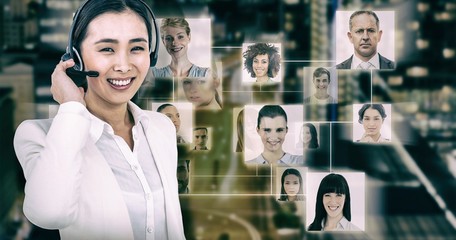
{"left": 130, "top": 37, "right": 148, "bottom": 44}
{"left": 95, "top": 38, "right": 117, "bottom": 44}
{"left": 94, "top": 38, "right": 147, "bottom": 44}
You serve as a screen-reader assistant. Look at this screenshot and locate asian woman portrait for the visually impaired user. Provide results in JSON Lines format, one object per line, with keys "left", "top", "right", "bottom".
{"left": 152, "top": 17, "right": 209, "bottom": 78}
{"left": 296, "top": 123, "right": 319, "bottom": 149}
{"left": 243, "top": 43, "right": 281, "bottom": 84}
{"left": 356, "top": 103, "right": 391, "bottom": 143}
{"left": 278, "top": 168, "right": 304, "bottom": 201}
{"left": 308, "top": 173, "right": 361, "bottom": 231}
{"left": 13, "top": 0, "right": 185, "bottom": 239}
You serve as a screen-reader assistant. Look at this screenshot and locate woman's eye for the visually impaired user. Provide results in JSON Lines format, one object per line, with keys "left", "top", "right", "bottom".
{"left": 100, "top": 47, "right": 114, "bottom": 52}
{"left": 132, "top": 46, "right": 145, "bottom": 52}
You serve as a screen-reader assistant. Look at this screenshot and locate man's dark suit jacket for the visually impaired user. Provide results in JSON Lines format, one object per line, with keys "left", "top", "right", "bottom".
{"left": 336, "top": 54, "right": 395, "bottom": 69}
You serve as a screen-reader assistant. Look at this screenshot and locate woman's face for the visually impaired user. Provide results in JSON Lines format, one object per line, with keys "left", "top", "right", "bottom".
{"left": 323, "top": 192, "right": 345, "bottom": 219}
{"left": 301, "top": 126, "right": 311, "bottom": 144}
{"left": 162, "top": 26, "right": 190, "bottom": 58}
{"left": 362, "top": 108, "right": 383, "bottom": 137}
{"left": 182, "top": 77, "right": 214, "bottom": 107}
{"left": 257, "top": 116, "right": 287, "bottom": 153}
{"left": 160, "top": 106, "right": 181, "bottom": 132}
{"left": 284, "top": 174, "right": 300, "bottom": 197}
{"left": 252, "top": 54, "right": 269, "bottom": 78}
{"left": 81, "top": 10, "right": 150, "bottom": 106}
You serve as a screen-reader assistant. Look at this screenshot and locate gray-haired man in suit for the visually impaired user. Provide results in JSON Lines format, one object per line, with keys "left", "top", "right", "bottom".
{"left": 337, "top": 10, "right": 395, "bottom": 70}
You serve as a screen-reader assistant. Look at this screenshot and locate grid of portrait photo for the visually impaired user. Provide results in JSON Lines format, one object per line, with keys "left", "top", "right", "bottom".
{"left": 141, "top": 10, "right": 397, "bottom": 235}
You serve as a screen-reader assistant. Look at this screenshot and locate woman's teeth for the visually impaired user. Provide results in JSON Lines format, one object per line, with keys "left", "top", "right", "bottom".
{"left": 108, "top": 79, "right": 131, "bottom": 86}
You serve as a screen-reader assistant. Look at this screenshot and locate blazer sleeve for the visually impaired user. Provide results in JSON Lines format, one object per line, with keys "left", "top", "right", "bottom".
{"left": 14, "top": 102, "right": 91, "bottom": 229}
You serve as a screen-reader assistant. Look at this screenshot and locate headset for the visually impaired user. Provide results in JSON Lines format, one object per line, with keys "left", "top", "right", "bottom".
{"left": 61, "top": 0, "right": 159, "bottom": 87}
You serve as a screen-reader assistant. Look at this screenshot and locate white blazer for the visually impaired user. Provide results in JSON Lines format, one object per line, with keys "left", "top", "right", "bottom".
{"left": 14, "top": 102, "right": 186, "bottom": 240}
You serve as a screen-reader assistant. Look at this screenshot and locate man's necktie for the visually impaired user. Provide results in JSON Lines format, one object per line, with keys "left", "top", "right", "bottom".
{"left": 357, "top": 62, "right": 373, "bottom": 69}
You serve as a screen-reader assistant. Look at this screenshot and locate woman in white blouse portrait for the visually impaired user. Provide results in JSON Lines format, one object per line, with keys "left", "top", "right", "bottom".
{"left": 308, "top": 173, "right": 361, "bottom": 231}
{"left": 13, "top": 0, "right": 185, "bottom": 239}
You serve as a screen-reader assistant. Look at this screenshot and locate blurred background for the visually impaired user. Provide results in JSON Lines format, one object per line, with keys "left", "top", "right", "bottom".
{"left": 1, "top": 0, "right": 455, "bottom": 239}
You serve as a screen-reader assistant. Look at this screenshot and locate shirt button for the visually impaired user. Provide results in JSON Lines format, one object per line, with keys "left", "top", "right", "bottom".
{"left": 131, "top": 165, "right": 138, "bottom": 171}
{"left": 147, "top": 227, "right": 153, "bottom": 233}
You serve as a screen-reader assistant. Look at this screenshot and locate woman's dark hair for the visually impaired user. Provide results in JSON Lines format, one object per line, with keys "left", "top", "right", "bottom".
{"left": 256, "top": 105, "right": 288, "bottom": 129}
{"left": 243, "top": 43, "right": 281, "bottom": 78}
{"left": 73, "top": 0, "right": 153, "bottom": 54}
{"left": 308, "top": 173, "right": 351, "bottom": 231}
{"left": 313, "top": 67, "right": 331, "bottom": 83}
{"left": 357, "top": 104, "right": 387, "bottom": 124}
{"left": 156, "top": 103, "right": 175, "bottom": 113}
{"left": 303, "top": 123, "right": 319, "bottom": 149}
{"left": 278, "top": 168, "right": 304, "bottom": 201}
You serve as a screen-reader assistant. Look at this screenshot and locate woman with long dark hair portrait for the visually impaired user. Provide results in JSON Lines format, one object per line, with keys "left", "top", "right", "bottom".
{"left": 308, "top": 173, "right": 360, "bottom": 231}
{"left": 278, "top": 168, "right": 304, "bottom": 201}
{"left": 296, "top": 123, "right": 319, "bottom": 149}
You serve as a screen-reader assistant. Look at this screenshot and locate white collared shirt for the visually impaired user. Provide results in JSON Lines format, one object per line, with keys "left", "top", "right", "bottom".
{"left": 245, "top": 152, "right": 304, "bottom": 165}
{"left": 321, "top": 216, "right": 361, "bottom": 231}
{"left": 86, "top": 102, "right": 167, "bottom": 240}
{"left": 351, "top": 53, "right": 380, "bottom": 69}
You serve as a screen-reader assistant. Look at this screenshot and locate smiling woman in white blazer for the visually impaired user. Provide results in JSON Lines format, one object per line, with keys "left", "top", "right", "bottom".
{"left": 13, "top": 0, "right": 185, "bottom": 239}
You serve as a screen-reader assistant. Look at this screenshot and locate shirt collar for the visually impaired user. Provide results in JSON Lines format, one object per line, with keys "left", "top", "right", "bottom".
{"left": 256, "top": 153, "right": 291, "bottom": 165}
{"left": 88, "top": 101, "right": 149, "bottom": 142}
{"left": 351, "top": 52, "right": 380, "bottom": 69}
{"left": 321, "top": 216, "right": 350, "bottom": 230}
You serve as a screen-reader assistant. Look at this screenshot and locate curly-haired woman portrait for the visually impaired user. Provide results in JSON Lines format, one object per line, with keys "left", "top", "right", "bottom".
{"left": 242, "top": 43, "right": 281, "bottom": 84}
